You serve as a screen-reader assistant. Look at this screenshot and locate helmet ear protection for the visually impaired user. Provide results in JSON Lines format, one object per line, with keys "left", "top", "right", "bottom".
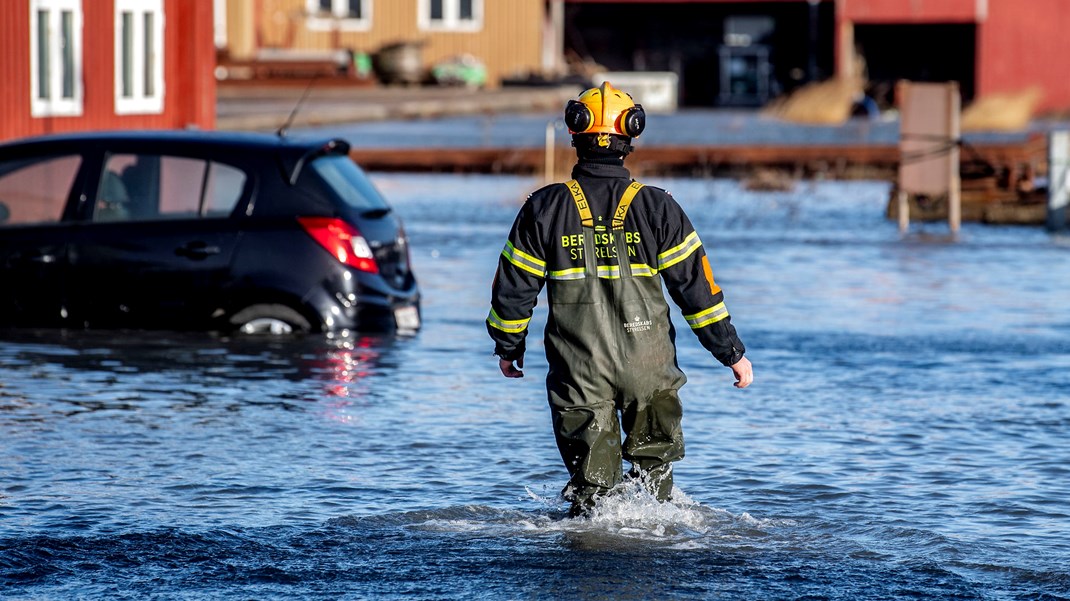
{"left": 564, "top": 81, "right": 647, "bottom": 137}
{"left": 565, "top": 99, "right": 646, "bottom": 138}
{"left": 564, "top": 99, "right": 595, "bottom": 135}
{"left": 621, "top": 103, "right": 646, "bottom": 137}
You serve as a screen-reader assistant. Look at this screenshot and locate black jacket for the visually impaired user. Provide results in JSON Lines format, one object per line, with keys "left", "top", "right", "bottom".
{"left": 487, "top": 160, "right": 745, "bottom": 366}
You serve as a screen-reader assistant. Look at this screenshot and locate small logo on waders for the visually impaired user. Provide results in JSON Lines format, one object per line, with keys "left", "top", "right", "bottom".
{"left": 623, "top": 315, "right": 652, "bottom": 334}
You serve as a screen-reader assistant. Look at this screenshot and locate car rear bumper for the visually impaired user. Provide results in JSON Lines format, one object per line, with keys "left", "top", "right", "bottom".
{"left": 306, "top": 271, "right": 421, "bottom": 333}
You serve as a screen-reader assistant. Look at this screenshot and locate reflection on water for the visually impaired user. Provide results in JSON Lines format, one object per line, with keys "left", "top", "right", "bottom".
{"left": 2, "top": 174, "right": 1069, "bottom": 599}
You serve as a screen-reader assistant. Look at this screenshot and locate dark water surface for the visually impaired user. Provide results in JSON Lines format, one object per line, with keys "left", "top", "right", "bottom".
{"left": 2, "top": 174, "right": 1069, "bottom": 600}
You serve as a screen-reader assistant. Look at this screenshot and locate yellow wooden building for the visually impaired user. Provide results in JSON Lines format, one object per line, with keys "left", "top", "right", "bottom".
{"left": 219, "top": 0, "right": 558, "bottom": 88}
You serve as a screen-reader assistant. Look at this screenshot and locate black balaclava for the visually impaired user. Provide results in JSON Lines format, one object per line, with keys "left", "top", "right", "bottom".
{"left": 572, "top": 133, "right": 633, "bottom": 166}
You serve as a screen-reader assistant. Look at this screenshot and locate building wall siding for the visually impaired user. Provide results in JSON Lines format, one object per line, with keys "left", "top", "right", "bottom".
{"left": 977, "top": 0, "right": 1070, "bottom": 112}
{"left": 1, "top": 0, "right": 214, "bottom": 143}
{"left": 170, "top": 0, "right": 217, "bottom": 130}
{"left": 244, "top": 0, "right": 545, "bottom": 87}
{"left": 840, "top": 0, "right": 980, "bottom": 23}
{"left": 0, "top": 2, "right": 31, "bottom": 140}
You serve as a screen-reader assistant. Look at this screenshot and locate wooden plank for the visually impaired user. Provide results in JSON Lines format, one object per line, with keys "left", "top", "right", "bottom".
{"left": 349, "top": 137, "right": 1046, "bottom": 177}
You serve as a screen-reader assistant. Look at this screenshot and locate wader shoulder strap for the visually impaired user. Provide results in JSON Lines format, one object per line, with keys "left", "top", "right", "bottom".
{"left": 564, "top": 180, "right": 594, "bottom": 228}
{"left": 612, "top": 182, "right": 643, "bottom": 278}
{"left": 564, "top": 180, "right": 644, "bottom": 279}
{"left": 612, "top": 181, "right": 644, "bottom": 230}
{"left": 565, "top": 179, "right": 597, "bottom": 276}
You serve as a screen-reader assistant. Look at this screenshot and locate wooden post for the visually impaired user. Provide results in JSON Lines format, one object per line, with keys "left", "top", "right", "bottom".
{"left": 543, "top": 0, "right": 565, "bottom": 77}
{"left": 1048, "top": 130, "right": 1069, "bottom": 232}
{"left": 897, "top": 81, "right": 961, "bottom": 236}
{"left": 947, "top": 82, "right": 961, "bottom": 234}
{"left": 897, "top": 189, "right": 909, "bottom": 233}
{"left": 544, "top": 120, "right": 556, "bottom": 185}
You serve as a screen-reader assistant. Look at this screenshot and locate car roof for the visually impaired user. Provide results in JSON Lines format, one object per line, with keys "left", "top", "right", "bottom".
{"left": 0, "top": 129, "right": 349, "bottom": 159}
{"left": 0, "top": 130, "right": 352, "bottom": 185}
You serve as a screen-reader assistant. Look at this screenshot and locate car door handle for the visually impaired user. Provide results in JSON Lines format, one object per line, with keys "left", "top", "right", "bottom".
{"left": 27, "top": 253, "right": 58, "bottom": 264}
{"left": 175, "top": 242, "right": 221, "bottom": 259}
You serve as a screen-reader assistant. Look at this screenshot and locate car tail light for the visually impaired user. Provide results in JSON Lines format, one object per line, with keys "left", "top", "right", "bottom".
{"left": 298, "top": 217, "right": 379, "bottom": 274}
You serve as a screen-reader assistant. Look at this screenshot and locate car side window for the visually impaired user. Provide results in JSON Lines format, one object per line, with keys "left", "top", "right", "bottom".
{"left": 203, "top": 162, "right": 247, "bottom": 217}
{"left": 0, "top": 155, "right": 81, "bottom": 226}
{"left": 95, "top": 153, "right": 246, "bottom": 222}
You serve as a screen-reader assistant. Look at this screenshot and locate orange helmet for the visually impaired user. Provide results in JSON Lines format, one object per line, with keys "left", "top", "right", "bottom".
{"left": 564, "top": 81, "right": 646, "bottom": 137}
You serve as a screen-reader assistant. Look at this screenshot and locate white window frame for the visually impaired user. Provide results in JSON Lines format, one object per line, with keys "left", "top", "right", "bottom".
{"left": 213, "top": 0, "right": 228, "bottom": 49}
{"left": 29, "top": 0, "right": 84, "bottom": 118}
{"left": 417, "top": 0, "right": 482, "bottom": 32}
{"left": 114, "top": 0, "right": 165, "bottom": 115}
{"left": 306, "top": 0, "right": 372, "bottom": 32}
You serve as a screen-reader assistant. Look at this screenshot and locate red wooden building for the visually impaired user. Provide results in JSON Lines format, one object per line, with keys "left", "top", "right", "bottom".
{"left": 0, "top": 0, "right": 216, "bottom": 143}
{"left": 839, "top": 0, "right": 1070, "bottom": 113}
{"left": 563, "top": 0, "right": 1070, "bottom": 112}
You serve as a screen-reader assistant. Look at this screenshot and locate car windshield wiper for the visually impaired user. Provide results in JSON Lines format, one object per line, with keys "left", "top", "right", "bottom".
{"left": 360, "top": 207, "right": 392, "bottom": 218}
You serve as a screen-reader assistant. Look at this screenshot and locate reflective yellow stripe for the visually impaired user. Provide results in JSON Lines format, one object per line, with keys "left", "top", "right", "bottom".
{"left": 487, "top": 308, "right": 530, "bottom": 334}
{"left": 565, "top": 179, "right": 593, "bottom": 227}
{"left": 684, "top": 302, "right": 729, "bottom": 329}
{"left": 629, "top": 263, "right": 657, "bottom": 277}
{"left": 594, "top": 263, "right": 657, "bottom": 279}
{"left": 596, "top": 265, "right": 620, "bottom": 279}
{"left": 547, "top": 267, "right": 586, "bottom": 280}
{"left": 612, "top": 181, "right": 644, "bottom": 230}
{"left": 658, "top": 231, "right": 701, "bottom": 270}
{"left": 502, "top": 241, "right": 545, "bottom": 277}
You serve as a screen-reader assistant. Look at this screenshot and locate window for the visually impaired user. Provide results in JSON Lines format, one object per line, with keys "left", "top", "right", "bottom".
{"left": 114, "top": 0, "right": 164, "bottom": 115}
{"left": 29, "top": 0, "right": 84, "bottom": 117}
{"left": 203, "top": 162, "right": 248, "bottom": 217}
{"left": 0, "top": 155, "right": 81, "bottom": 227}
{"left": 306, "top": 0, "right": 371, "bottom": 32}
{"left": 310, "top": 155, "right": 389, "bottom": 212}
{"left": 418, "top": 0, "right": 481, "bottom": 32}
{"left": 93, "top": 154, "right": 246, "bottom": 222}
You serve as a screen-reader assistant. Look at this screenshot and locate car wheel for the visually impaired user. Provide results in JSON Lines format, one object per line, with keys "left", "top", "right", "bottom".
{"left": 229, "top": 304, "right": 312, "bottom": 335}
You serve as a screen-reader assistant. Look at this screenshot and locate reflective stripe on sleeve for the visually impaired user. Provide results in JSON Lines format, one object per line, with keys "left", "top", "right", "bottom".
{"left": 487, "top": 308, "right": 530, "bottom": 333}
{"left": 501, "top": 241, "right": 546, "bottom": 278}
{"left": 684, "top": 302, "right": 729, "bottom": 329}
{"left": 657, "top": 231, "right": 702, "bottom": 270}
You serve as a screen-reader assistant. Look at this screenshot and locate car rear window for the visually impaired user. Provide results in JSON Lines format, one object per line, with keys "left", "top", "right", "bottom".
{"left": 0, "top": 154, "right": 81, "bottom": 226}
{"left": 309, "top": 155, "right": 389, "bottom": 212}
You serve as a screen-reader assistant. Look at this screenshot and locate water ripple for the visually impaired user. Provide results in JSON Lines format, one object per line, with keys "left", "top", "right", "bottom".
{"left": 2, "top": 175, "right": 1069, "bottom": 599}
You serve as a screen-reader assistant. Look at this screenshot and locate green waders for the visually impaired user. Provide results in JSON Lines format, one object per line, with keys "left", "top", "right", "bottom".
{"left": 545, "top": 181, "right": 687, "bottom": 516}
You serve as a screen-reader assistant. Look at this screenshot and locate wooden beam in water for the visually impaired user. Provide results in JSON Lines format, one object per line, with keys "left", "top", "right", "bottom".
{"left": 348, "top": 136, "right": 1045, "bottom": 179}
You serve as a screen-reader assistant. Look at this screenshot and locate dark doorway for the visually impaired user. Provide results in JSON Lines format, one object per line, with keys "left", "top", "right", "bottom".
{"left": 563, "top": 1, "right": 835, "bottom": 108}
{"left": 853, "top": 23, "right": 976, "bottom": 109}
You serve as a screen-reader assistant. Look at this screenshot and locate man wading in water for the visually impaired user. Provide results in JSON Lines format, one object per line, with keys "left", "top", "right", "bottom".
{"left": 487, "top": 81, "right": 753, "bottom": 518}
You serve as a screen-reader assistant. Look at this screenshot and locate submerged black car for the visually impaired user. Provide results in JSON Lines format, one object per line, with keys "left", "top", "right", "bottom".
{"left": 0, "top": 130, "right": 420, "bottom": 334}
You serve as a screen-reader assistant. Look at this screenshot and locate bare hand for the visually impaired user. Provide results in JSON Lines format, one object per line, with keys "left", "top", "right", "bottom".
{"left": 730, "top": 356, "right": 753, "bottom": 389}
{"left": 499, "top": 356, "right": 524, "bottom": 378}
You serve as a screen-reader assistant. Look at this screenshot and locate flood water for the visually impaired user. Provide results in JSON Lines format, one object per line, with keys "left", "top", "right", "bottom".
{"left": 2, "top": 173, "right": 1069, "bottom": 599}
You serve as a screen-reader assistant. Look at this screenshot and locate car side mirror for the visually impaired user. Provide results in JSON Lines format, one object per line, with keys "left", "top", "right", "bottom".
{"left": 0, "top": 201, "right": 9, "bottom": 223}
